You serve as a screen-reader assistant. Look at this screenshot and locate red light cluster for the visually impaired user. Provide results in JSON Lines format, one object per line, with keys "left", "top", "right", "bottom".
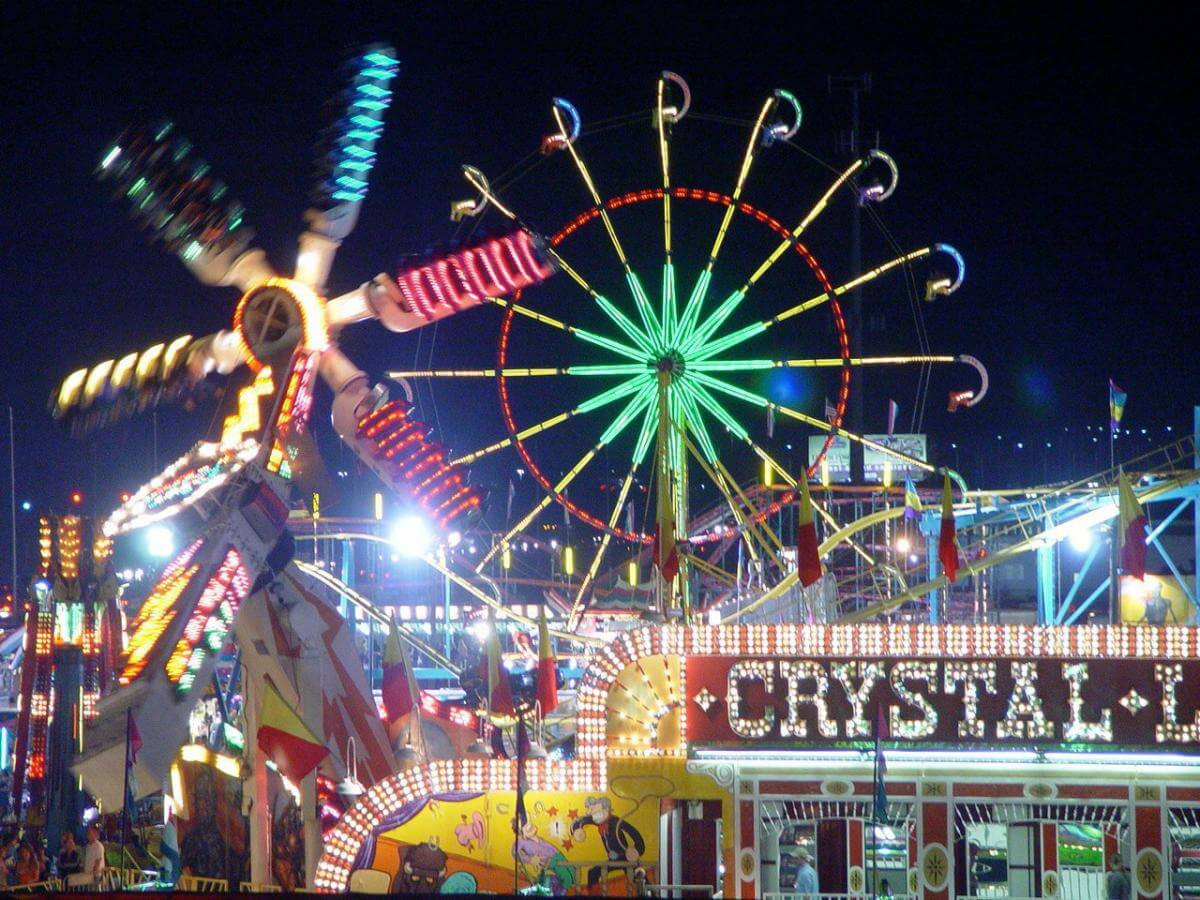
{"left": 382, "top": 231, "right": 555, "bottom": 321}
{"left": 357, "top": 400, "right": 483, "bottom": 527}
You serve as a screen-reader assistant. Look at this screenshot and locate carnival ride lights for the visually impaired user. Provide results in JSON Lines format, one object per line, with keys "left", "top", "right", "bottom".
{"left": 392, "top": 73, "right": 985, "bottom": 629}
{"left": 52, "top": 43, "right": 563, "bottom": 814}
{"left": 9, "top": 516, "right": 122, "bottom": 838}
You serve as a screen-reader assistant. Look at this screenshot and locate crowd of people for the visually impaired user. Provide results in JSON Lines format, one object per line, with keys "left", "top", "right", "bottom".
{"left": 3, "top": 824, "right": 108, "bottom": 887}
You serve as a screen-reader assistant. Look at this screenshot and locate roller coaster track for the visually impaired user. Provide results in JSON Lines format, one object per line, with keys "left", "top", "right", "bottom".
{"left": 722, "top": 435, "right": 1199, "bottom": 624}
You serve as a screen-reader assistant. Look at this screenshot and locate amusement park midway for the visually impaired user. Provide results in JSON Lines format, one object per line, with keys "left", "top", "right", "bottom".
{"left": 2, "top": 4, "right": 1200, "bottom": 898}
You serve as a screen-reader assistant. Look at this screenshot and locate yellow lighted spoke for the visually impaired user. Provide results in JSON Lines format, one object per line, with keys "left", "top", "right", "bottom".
{"left": 680, "top": 156, "right": 865, "bottom": 354}
{"left": 475, "top": 388, "right": 653, "bottom": 571}
{"left": 461, "top": 170, "right": 656, "bottom": 356}
{"left": 484, "top": 297, "right": 647, "bottom": 363}
{"left": 675, "top": 96, "right": 777, "bottom": 345}
{"left": 689, "top": 371, "right": 935, "bottom": 475}
{"left": 773, "top": 246, "right": 935, "bottom": 323}
{"left": 692, "top": 355, "right": 957, "bottom": 373}
{"left": 567, "top": 469, "right": 637, "bottom": 630}
{"left": 553, "top": 104, "right": 662, "bottom": 350}
{"left": 451, "top": 375, "right": 647, "bottom": 466}
{"left": 656, "top": 77, "right": 676, "bottom": 348}
{"left": 692, "top": 246, "right": 939, "bottom": 362}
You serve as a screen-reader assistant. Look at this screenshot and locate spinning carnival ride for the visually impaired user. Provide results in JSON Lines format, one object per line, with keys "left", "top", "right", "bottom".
{"left": 38, "top": 50, "right": 990, "bottom": 888}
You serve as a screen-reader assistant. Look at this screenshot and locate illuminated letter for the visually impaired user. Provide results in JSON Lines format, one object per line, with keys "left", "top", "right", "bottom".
{"left": 1061, "top": 662, "right": 1112, "bottom": 742}
{"left": 996, "top": 661, "right": 1054, "bottom": 740}
{"left": 779, "top": 660, "right": 837, "bottom": 738}
{"left": 1155, "top": 663, "right": 1200, "bottom": 743}
{"left": 831, "top": 661, "right": 884, "bottom": 738}
{"left": 889, "top": 661, "right": 937, "bottom": 739}
{"left": 944, "top": 660, "right": 997, "bottom": 739}
{"left": 726, "top": 660, "right": 776, "bottom": 738}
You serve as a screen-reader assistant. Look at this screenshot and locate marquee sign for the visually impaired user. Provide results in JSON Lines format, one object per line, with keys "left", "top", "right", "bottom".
{"left": 686, "top": 655, "right": 1200, "bottom": 750}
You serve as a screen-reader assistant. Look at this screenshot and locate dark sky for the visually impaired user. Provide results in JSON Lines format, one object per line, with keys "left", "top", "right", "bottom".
{"left": 1, "top": 3, "right": 1197, "bottom": 577}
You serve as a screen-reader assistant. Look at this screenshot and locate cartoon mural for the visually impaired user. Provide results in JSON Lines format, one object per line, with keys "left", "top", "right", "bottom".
{"left": 348, "top": 787, "right": 658, "bottom": 895}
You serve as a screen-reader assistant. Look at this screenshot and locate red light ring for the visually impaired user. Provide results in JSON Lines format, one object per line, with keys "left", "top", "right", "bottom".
{"left": 497, "top": 187, "right": 849, "bottom": 544}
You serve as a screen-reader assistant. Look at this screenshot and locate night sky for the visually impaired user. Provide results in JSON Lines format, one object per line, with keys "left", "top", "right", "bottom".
{"left": 1, "top": 4, "right": 1197, "bottom": 579}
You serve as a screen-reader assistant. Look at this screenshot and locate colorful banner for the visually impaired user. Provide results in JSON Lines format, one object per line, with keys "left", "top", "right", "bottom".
{"left": 862, "top": 434, "right": 927, "bottom": 483}
{"left": 356, "top": 788, "right": 658, "bottom": 895}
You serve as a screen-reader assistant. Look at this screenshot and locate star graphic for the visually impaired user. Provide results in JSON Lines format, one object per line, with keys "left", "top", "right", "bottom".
{"left": 562, "top": 838, "right": 573, "bottom": 851}
{"left": 546, "top": 805, "right": 559, "bottom": 817}
{"left": 568, "top": 808, "right": 579, "bottom": 820}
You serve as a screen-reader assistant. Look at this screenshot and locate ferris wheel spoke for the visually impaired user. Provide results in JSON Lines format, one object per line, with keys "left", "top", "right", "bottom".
{"left": 674, "top": 96, "right": 777, "bottom": 347}
{"left": 474, "top": 386, "right": 654, "bottom": 572}
{"left": 566, "top": 466, "right": 639, "bottom": 631}
{"left": 460, "top": 171, "right": 660, "bottom": 357}
{"left": 451, "top": 374, "right": 648, "bottom": 466}
{"left": 385, "top": 364, "right": 645, "bottom": 379}
{"left": 690, "top": 245, "right": 943, "bottom": 363}
{"left": 656, "top": 76, "right": 677, "bottom": 349}
{"left": 672, "top": 406, "right": 778, "bottom": 567}
{"left": 688, "top": 370, "right": 936, "bottom": 475}
{"left": 690, "top": 354, "right": 958, "bottom": 373}
{"left": 552, "top": 104, "right": 664, "bottom": 351}
{"left": 486, "top": 297, "right": 648, "bottom": 362}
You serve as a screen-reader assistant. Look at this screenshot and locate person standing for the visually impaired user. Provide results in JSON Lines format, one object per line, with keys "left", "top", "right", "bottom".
{"left": 83, "top": 826, "right": 106, "bottom": 885}
{"left": 57, "top": 832, "right": 82, "bottom": 879}
{"left": 793, "top": 848, "right": 818, "bottom": 897}
{"left": 1106, "top": 855, "right": 1131, "bottom": 900}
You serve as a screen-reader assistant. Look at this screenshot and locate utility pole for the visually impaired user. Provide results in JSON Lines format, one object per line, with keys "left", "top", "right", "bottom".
{"left": 828, "top": 74, "right": 874, "bottom": 484}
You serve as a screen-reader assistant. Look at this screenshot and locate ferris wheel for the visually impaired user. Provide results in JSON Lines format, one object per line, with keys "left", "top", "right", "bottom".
{"left": 389, "top": 74, "right": 987, "bottom": 628}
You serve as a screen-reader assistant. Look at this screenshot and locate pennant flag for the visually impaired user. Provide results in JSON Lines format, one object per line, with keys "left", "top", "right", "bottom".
{"left": 123, "top": 711, "right": 143, "bottom": 840}
{"left": 483, "top": 616, "right": 515, "bottom": 716}
{"left": 536, "top": 606, "right": 558, "bottom": 715}
{"left": 766, "top": 405, "right": 775, "bottom": 438}
{"left": 625, "top": 501, "right": 635, "bottom": 534}
{"left": 824, "top": 396, "right": 837, "bottom": 424}
{"left": 872, "top": 704, "right": 888, "bottom": 822}
{"left": 1117, "top": 470, "right": 1148, "bottom": 580}
{"left": 128, "top": 713, "right": 143, "bottom": 765}
{"left": 506, "top": 479, "right": 516, "bottom": 521}
{"left": 382, "top": 615, "right": 420, "bottom": 723}
{"left": 886, "top": 399, "right": 899, "bottom": 436}
{"left": 257, "top": 679, "right": 330, "bottom": 782}
{"left": 903, "top": 475, "right": 922, "bottom": 520}
{"left": 937, "top": 473, "right": 958, "bottom": 583}
{"left": 1109, "top": 379, "right": 1128, "bottom": 434}
{"left": 652, "top": 522, "right": 680, "bottom": 582}
{"left": 796, "top": 475, "right": 822, "bottom": 587}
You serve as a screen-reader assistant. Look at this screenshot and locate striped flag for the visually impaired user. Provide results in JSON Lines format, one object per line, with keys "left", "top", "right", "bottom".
{"left": 257, "top": 679, "right": 329, "bottom": 782}
{"left": 886, "top": 399, "right": 899, "bottom": 435}
{"left": 625, "top": 501, "right": 635, "bottom": 534}
{"left": 1117, "top": 471, "right": 1147, "bottom": 580}
{"left": 824, "top": 396, "right": 837, "bottom": 424}
{"left": 903, "top": 475, "right": 922, "bottom": 520}
{"left": 766, "top": 404, "right": 775, "bottom": 438}
{"left": 937, "top": 473, "right": 958, "bottom": 582}
{"left": 1109, "top": 380, "right": 1128, "bottom": 434}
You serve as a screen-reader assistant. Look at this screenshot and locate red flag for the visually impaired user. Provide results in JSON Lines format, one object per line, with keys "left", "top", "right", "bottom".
{"left": 381, "top": 615, "right": 420, "bottom": 722}
{"left": 257, "top": 679, "right": 329, "bottom": 782}
{"left": 937, "top": 473, "right": 958, "bottom": 583}
{"left": 1118, "top": 471, "right": 1148, "bottom": 580}
{"left": 796, "top": 475, "right": 822, "bottom": 587}
{"left": 536, "top": 606, "right": 558, "bottom": 715}
{"left": 128, "top": 715, "right": 143, "bottom": 765}
{"left": 652, "top": 522, "right": 680, "bottom": 582}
